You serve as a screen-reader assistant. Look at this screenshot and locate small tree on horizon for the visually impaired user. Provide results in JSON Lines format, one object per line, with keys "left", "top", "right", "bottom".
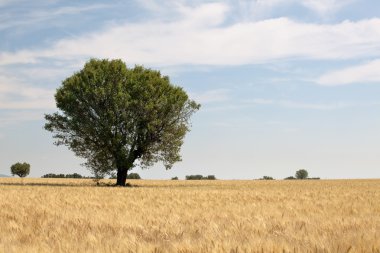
{"left": 10, "top": 162, "right": 30, "bottom": 178}
{"left": 127, "top": 173, "right": 141, "bottom": 179}
{"left": 295, "top": 169, "right": 308, "bottom": 179}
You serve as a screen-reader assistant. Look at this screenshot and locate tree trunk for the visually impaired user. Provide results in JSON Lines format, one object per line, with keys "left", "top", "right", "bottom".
{"left": 115, "top": 155, "right": 136, "bottom": 186}
{"left": 116, "top": 169, "right": 128, "bottom": 186}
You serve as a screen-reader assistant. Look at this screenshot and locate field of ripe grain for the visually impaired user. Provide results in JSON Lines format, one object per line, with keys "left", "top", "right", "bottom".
{"left": 0, "top": 178, "right": 379, "bottom": 253}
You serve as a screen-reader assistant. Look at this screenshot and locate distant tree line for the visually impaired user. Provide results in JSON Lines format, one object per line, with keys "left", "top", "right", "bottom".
{"left": 258, "top": 170, "right": 320, "bottom": 180}
{"left": 284, "top": 176, "right": 320, "bottom": 180}
{"left": 109, "top": 173, "right": 141, "bottom": 180}
{"left": 185, "top": 175, "right": 216, "bottom": 180}
{"left": 42, "top": 173, "right": 84, "bottom": 178}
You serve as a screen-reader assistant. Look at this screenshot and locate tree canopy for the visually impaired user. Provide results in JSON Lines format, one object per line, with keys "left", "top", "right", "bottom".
{"left": 295, "top": 169, "right": 308, "bottom": 179}
{"left": 45, "top": 59, "right": 200, "bottom": 186}
{"left": 10, "top": 162, "right": 30, "bottom": 178}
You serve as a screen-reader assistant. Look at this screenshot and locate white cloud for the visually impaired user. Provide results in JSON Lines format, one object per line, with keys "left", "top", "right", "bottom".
{"left": 1, "top": 6, "right": 380, "bottom": 67}
{"left": 0, "top": 51, "right": 38, "bottom": 65}
{"left": 180, "top": 2, "right": 229, "bottom": 27}
{"left": 17, "top": 66, "right": 74, "bottom": 81}
{"left": 0, "top": 75, "right": 55, "bottom": 109}
{"left": 318, "top": 59, "right": 380, "bottom": 86}
{"left": 229, "top": 0, "right": 355, "bottom": 19}
{"left": 300, "top": 0, "right": 355, "bottom": 15}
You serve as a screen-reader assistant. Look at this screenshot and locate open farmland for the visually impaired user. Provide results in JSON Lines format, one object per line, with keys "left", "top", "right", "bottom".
{"left": 0, "top": 178, "right": 379, "bottom": 253}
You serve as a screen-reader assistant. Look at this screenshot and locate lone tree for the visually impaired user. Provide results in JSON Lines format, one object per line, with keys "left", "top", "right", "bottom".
{"left": 295, "top": 169, "right": 308, "bottom": 179}
{"left": 45, "top": 59, "right": 200, "bottom": 186}
{"left": 10, "top": 162, "right": 30, "bottom": 177}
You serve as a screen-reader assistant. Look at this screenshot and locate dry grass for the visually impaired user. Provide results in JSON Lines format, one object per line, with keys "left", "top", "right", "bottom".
{"left": 0, "top": 178, "right": 379, "bottom": 253}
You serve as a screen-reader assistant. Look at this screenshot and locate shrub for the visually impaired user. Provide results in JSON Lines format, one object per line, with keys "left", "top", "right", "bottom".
{"left": 10, "top": 162, "right": 30, "bottom": 178}
{"left": 171, "top": 177, "right": 179, "bottom": 180}
{"left": 259, "top": 176, "right": 274, "bottom": 180}
{"left": 185, "top": 175, "right": 216, "bottom": 180}
{"left": 127, "top": 173, "right": 141, "bottom": 179}
{"left": 186, "top": 175, "right": 203, "bottom": 180}
{"left": 295, "top": 169, "right": 308, "bottom": 179}
{"left": 284, "top": 176, "right": 296, "bottom": 180}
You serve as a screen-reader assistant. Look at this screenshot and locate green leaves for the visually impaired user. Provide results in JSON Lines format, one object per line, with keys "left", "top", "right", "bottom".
{"left": 45, "top": 59, "right": 199, "bottom": 183}
{"left": 295, "top": 169, "right": 308, "bottom": 179}
{"left": 10, "top": 162, "right": 30, "bottom": 178}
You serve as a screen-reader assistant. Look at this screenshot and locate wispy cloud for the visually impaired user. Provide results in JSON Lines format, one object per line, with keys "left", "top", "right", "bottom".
{"left": 299, "top": 0, "right": 355, "bottom": 15}
{"left": 233, "top": 0, "right": 356, "bottom": 19}
{"left": 247, "top": 98, "right": 352, "bottom": 110}
{"left": 0, "top": 4, "right": 109, "bottom": 31}
{"left": 318, "top": 59, "right": 380, "bottom": 86}
{"left": 1, "top": 5, "right": 380, "bottom": 67}
{"left": 0, "top": 75, "right": 54, "bottom": 109}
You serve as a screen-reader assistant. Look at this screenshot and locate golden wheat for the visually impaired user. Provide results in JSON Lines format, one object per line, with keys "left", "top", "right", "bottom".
{"left": 0, "top": 178, "right": 379, "bottom": 253}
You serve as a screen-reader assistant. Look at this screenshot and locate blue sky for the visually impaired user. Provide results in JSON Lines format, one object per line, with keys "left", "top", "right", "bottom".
{"left": 1, "top": 0, "right": 380, "bottom": 179}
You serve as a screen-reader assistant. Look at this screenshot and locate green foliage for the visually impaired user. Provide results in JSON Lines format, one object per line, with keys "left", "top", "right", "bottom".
{"left": 186, "top": 175, "right": 203, "bottom": 180}
{"left": 285, "top": 173, "right": 317, "bottom": 180}
{"left": 295, "top": 169, "right": 308, "bottom": 179}
{"left": 42, "top": 173, "right": 65, "bottom": 178}
{"left": 171, "top": 176, "right": 178, "bottom": 180}
{"left": 44, "top": 59, "right": 200, "bottom": 186}
{"left": 70, "top": 173, "right": 78, "bottom": 178}
{"left": 10, "top": 162, "right": 30, "bottom": 178}
{"left": 127, "top": 173, "right": 141, "bottom": 179}
{"left": 66, "top": 173, "right": 82, "bottom": 178}
{"left": 260, "top": 176, "right": 274, "bottom": 180}
{"left": 186, "top": 175, "right": 216, "bottom": 180}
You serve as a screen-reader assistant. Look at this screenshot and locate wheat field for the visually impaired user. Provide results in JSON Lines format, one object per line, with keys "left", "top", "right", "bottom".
{"left": 0, "top": 178, "right": 379, "bottom": 253}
